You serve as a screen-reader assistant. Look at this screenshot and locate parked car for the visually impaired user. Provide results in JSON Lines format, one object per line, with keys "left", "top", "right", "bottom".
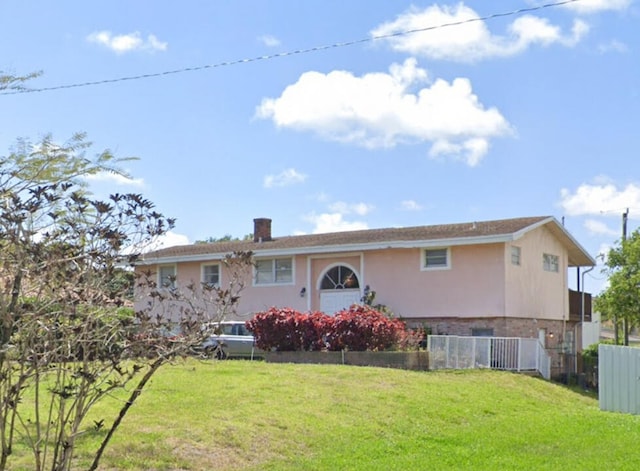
{"left": 201, "top": 321, "right": 263, "bottom": 359}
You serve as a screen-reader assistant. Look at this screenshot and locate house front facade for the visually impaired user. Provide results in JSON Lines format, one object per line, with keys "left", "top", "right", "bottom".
{"left": 136, "top": 216, "right": 595, "bottom": 354}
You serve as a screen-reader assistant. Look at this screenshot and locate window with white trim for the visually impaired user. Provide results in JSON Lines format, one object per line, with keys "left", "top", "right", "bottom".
{"left": 543, "top": 253, "right": 559, "bottom": 272}
{"left": 202, "top": 264, "right": 220, "bottom": 287}
{"left": 158, "top": 265, "right": 176, "bottom": 289}
{"left": 511, "top": 246, "right": 521, "bottom": 266}
{"left": 255, "top": 258, "right": 293, "bottom": 285}
{"left": 320, "top": 265, "right": 359, "bottom": 290}
{"left": 422, "top": 248, "right": 450, "bottom": 270}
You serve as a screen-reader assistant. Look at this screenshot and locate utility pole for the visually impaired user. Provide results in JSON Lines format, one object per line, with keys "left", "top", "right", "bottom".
{"left": 622, "top": 208, "right": 629, "bottom": 346}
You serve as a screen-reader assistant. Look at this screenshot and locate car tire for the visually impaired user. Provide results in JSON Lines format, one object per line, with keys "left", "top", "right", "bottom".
{"left": 216, "top": 348, "right": 227, "bottom": 360}
{"left": 202, "top": 346, "right": 215, "bottom": 359}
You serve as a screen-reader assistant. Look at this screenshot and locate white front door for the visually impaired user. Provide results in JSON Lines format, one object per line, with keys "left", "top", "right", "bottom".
{"left": 320, "top": 290, "right": 361, "bottom": 314}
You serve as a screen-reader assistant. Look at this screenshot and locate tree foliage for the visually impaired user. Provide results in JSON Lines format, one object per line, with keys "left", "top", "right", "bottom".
{"left": 0, "top": 70, "right": 42, "bottom": 92}
{"left": 195, "top": 233, "right": 253, "bottom": 244}
{"left": 2, "top": 132, "right": 136, "bottom": 190}
{"left": 595, "top": 229, "right": 640, "bottom": 345}
{"left": 0, "top": 134, "right": 253, "bottom": 470}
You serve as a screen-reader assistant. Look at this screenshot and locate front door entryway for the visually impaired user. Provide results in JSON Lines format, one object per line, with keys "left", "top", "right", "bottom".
{"left": 318, "top": 265, "right": 361, "bottom": 314}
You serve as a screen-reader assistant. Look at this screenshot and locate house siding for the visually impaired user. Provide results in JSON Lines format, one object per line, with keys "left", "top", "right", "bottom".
{"left": 137, "top": 244, "right": 507, "bottom": 321}
{"left": 360, "top": 244, "right": 506, "bottom": 320}
{"left": 505, "top": 226, "right": 569, "bottom": 322}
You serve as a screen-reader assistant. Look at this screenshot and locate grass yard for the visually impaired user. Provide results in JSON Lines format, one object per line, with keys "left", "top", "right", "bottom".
{"left": 8, "top": 359, "right": 640, "bottom": 470}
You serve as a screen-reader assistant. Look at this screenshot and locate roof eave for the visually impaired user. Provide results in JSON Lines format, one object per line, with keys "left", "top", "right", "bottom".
{"left": 513, "top": 216, "right": 596, "bottom": 267}
{"left": 137, "top": 233, "right": 516, "bottom": 265}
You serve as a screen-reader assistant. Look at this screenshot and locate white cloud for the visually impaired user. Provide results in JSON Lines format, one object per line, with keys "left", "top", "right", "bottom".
{"left": 157, "top": 230, "right": 190, "bottom": 247}
{"left": 314, "top": 192, "right": 330, "bottom": 203}
{"left": 584, "top": 219, "right": 618, "bottom": 237}
{"left": 84, "top": 171, "right": 145, "bottom": 187}
{"left": 562, "top": 0, "right": 631, "bottom": 14}
{"left": 304, "top": 212, "right": 368, "bottom": 234}
{"left": 123, "top": 230, "right": 190, "bottom": 255}
{"left": 429, "top": 137, "right": 489, "bottom": 167}
{"left": 328, "top": 201, "right": 374, "bottom": 216}
{"left": 144, "top": 231, "right": 190, "bottom": 252}
{"left": 303, "top": 198, "right": 374, "bottom": 233}
{"left": 87, "top": 31, "right": 168, "bottom": 54}
{"left": 559, "top": 182, "right": 640, "bottom": 216}
{"left": 370, "top": 4, "right": 588, "bottom": 62}
{"left": 146, "top": 34, "right": 167, "bottom": 51}
{"left": 258, "top": 34, "right": 281, "bottom": 47}
{"left": 401, "top": 200, "right": 423, "bottom": 211}
{"left": 597, "top": 39, "right": 629, "bottom": 54}
{"left": 263, "top": 168, "right": 307, "bottom": 188}
{"left": 256, "top": 59, "right": 512, "bottom": 166}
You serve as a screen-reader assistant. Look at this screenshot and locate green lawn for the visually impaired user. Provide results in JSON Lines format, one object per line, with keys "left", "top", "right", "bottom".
{"left": 9, "top": 360, "right": 640, "bottom": 470}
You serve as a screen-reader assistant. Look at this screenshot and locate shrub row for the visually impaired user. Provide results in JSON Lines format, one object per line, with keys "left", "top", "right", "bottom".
{"left": 246, "top": 305, "right": 416, "bottom": 352}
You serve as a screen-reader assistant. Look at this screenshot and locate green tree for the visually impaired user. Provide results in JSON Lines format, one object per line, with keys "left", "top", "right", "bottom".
{"left": 596, "top": 229, "right": 640, "bottom": 345}
{"left": 196, "top": 233, "right": 253, "bottom": 244}
{"left": 3, "top": 132, "right": 135, "bottom": 190}
{"left": 197, "top": 234, "right": 235, "bottom": 243}
{"left": 0, "top": 70, "right": 41, "bottom": 92}
{"left": 0, "top": 71, "right": 255, "bottom": 468}
{"left": 0, "top": 133, "right": 135, "bottom": 348}
{"left": 0, "top": 133, "right": 254, "bottom": 470}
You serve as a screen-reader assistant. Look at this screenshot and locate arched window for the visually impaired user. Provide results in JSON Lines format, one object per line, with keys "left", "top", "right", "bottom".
{"left": 320, "top": 265, "right": 359, "bottom": 290}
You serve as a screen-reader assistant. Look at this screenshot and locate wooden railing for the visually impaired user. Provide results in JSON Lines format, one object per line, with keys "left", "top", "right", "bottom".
{"left": 569, "top": 289, "right": 592, "bottom": 323}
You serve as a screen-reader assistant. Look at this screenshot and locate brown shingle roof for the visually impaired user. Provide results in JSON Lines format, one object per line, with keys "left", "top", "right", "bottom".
{"left": 142, "top": 216, "right": 557, "bottom": 260}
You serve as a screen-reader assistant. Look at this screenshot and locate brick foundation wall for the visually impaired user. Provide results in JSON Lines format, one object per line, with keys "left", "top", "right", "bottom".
{"left": 405, "top": 316, "right": 578, "bottom": 378}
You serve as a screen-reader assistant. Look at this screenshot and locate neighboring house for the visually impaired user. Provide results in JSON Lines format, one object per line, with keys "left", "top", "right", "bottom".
{"left": 136, "top": 216, "right": 595, "bottom": 356}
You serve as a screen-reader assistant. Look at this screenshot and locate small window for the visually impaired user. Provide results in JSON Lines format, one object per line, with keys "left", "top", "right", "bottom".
{"left": 158, "top": 265, "right": 176, "bottom": 289}
{"left": 423, "top": 248, "right": 449, "bottom": 270}
{"left": 255, "top": 258, "right": 293, "bottom": 285}
{"left": 511, "top": 246, "right": 521, "bottom": 266}
{"left": 543, "top": 253, "right": 559, "bottom": 273}
{"left": 202, "top": 264, "right": 220, "bottom": 287}
{"left": 472, "top": 328, "right": 494, "bottom": 337}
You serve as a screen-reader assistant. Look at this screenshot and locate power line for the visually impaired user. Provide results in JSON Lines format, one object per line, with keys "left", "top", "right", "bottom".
{"left": 1, "top": 0, "right": 582, "bottom": 96}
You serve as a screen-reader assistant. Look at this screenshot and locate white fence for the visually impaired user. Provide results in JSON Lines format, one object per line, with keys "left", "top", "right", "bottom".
{"left": 599, "top": 344, "right": 640, "bottom": 415}
{"left": 427, "top": 335, "right": 551, "bottom": 380}
{"left": 582, "top": 312, "right": 601, "bottom": 349}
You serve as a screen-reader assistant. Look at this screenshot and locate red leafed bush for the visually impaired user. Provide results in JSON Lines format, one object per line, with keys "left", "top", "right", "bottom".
{"left": 396, "top": 326, "right": 428, "bottom": 351}
{"left": 247, "top": 307, "right": 331, "bottom": 351}
{"left": 248, "top": 305, "right": 406, "bottom": 352}
{"left": 328, "top": 304, "right": 406, "bottom": 351}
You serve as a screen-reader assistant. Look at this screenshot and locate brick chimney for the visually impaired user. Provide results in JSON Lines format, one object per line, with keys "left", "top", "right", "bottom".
{"left": 253, "top": 218, "right": 272, "bottom": 243}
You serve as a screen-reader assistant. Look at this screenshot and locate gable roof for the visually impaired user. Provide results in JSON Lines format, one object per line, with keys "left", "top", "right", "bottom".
{"left": 140, "top": 216, "right": 596, "bottom": 267}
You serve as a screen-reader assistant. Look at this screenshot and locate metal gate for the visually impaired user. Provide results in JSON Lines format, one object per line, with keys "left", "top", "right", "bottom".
{"left": 427, "top": 335, "right": 551, "bottom": 380}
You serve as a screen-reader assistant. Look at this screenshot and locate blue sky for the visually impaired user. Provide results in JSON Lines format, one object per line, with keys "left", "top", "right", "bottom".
{"left": 0, "top": 0, "right": 638, "bottom": 293}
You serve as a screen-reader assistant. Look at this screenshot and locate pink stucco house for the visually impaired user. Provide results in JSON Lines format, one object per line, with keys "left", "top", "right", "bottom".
{"left": 137, "top": 216, "right": 595, "bottom": 353}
